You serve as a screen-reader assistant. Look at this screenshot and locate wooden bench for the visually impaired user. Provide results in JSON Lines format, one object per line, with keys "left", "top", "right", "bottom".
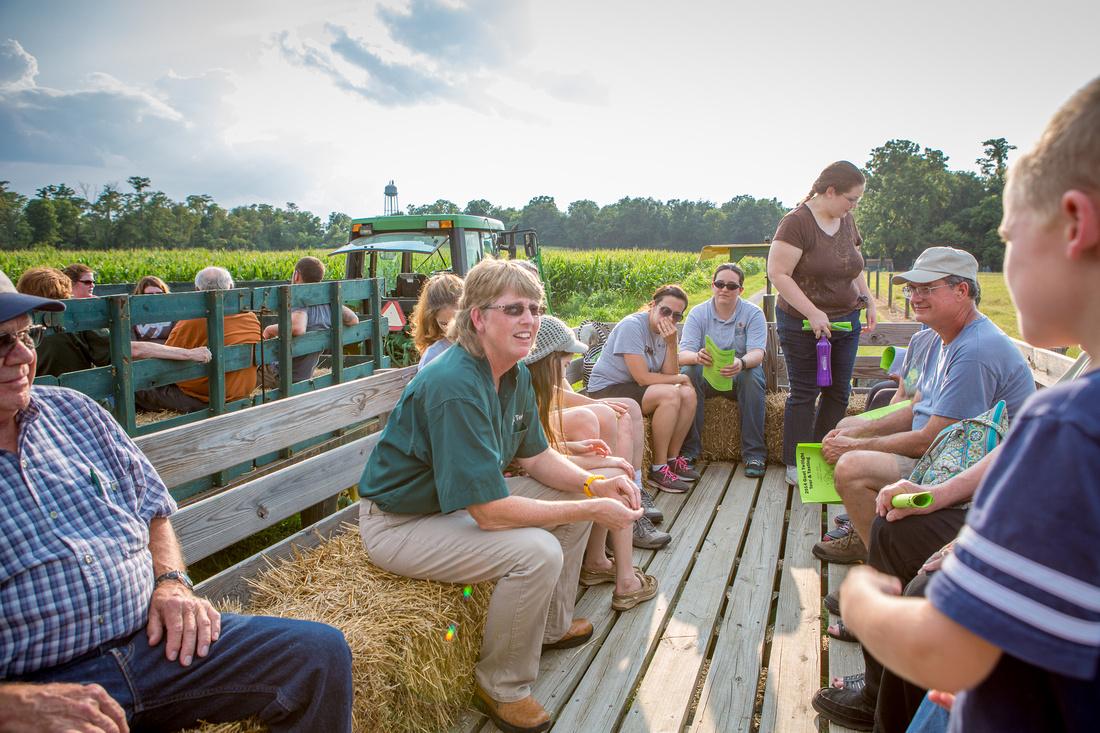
{"left": 135, "top": 365, "right": 417, "bottom": 602}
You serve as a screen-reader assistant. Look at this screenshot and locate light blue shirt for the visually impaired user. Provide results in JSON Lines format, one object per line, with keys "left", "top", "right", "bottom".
{"left": 418, "top": 338, "right": 451, "bottom": 370}
{"left": 587, "top": 312, "right": 666, "bottom": 393}
{"left": 680, "top": 297, "right": 768, "bottom": 357}
{"left": 901, "top": 314, "right": 1035, "bottom": 430}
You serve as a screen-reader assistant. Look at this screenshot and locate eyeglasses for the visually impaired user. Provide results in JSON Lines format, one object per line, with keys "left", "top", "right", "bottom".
{"left": 0, "top": 325, "right": 46, "bottom": 358}
{"left": 77, "top": 279, "right": 95, "bottom": 286}
{"left": 712, "top": 280, "right": 742, "bottom": 291}
{"left": 902, "top": 284, "right": 951, "bottom": 299}
{"left": 658, "top": 305, "right": 684, "bottom": 322}
{"left": 482, "top": 303, "right": 546, "bottom": 317}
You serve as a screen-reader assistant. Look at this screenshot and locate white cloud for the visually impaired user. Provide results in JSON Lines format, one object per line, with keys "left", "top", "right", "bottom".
{"left": 0, "top": 39, "right": 37, "bottom": 91}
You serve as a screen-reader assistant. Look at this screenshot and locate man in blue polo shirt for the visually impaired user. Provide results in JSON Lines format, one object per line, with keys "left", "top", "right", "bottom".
{"left": 359, "top": 259, "right": 647, "bottom": 733}
{"left": 678, "top": 263, "right": 768, "bottom": 477}
{"left": 0, "top": 270, "right": 353, "bottom": 732}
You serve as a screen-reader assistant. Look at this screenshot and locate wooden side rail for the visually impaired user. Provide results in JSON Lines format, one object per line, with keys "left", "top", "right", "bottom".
{"left": 136, "top": 365, "right": 416, "bottom": 489}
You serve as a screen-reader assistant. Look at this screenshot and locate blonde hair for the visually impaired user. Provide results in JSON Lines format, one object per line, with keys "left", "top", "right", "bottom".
{"left": 452, "top": 259, "right": 544, "bottom": 359}
{"left": 527, "top": 351, "right": 569, "bottom": 451}
{"left": 411, "top": 273, "right": 463, "bottom": 354}
{"left": 1008, "top": 76, "right": 1100, "bottom": 222}
{"left": 17, "top": 267, "right": 72, "bottom": 299}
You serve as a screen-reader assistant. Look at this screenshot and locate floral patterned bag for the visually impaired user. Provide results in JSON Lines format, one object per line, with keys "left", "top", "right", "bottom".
{"left": 908, "top": 400, "right": 1009, "bottom": 486}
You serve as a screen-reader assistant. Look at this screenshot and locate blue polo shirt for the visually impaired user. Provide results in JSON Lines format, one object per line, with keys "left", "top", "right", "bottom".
{"left": 680, "top": 297, "right": 768, "bottom": 358}
{"left": 359, "top": 343, "right": 548, "bottom": 515}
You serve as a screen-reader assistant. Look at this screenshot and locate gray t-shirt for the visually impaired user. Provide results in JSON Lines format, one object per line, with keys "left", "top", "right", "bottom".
{"left": 901, "top": 314, "right": 1035, "bottom": 430}
{"left": 269, "top": 304, "right": 333, "bottom": 382}
{"left": 418, "top": 338, "right": 451, "bottom": 370}
{"left": 680, "top": 297, "right": 768, "bottom": 357}
{"left": 587, "top": 312, "right": 667, "bottom": 393}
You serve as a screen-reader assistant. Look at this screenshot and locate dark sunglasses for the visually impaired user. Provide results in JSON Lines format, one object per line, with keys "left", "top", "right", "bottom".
{"left": 482, "top": 302, "right": 546, "bottom": 317}
{"left": 712, "top": 280, "right": 742, "bottom": 291}
{"left": 78, "top": 279, "right": 95, "bottom": 286}
{"left": 0, "top": 325, "right": 46, "bottom": 357}
{"left": 658, "top": 305, "right": 684, "bottom": 322}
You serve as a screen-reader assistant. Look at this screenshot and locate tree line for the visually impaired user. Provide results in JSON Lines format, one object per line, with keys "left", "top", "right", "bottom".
{"left": 0, "top": 137, "right": 1015, "bottom": 268}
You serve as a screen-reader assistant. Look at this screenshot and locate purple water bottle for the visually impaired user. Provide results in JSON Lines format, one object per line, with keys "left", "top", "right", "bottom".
{"left": 816, "top": 335, "right": 832, "bottom": 387}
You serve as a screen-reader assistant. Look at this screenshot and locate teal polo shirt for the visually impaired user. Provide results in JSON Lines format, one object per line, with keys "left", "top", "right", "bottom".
{"left": 359, "top": 343, "right": 549, "bottom": 514}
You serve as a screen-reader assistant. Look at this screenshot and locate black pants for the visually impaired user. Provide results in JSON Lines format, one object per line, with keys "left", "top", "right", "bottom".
{"left": 860, "top": 509, "right": 968, "bottom": 733}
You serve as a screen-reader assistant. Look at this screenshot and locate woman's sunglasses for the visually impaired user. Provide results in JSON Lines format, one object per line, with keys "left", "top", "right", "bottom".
{"left": 658, "top": 305, "right": 684, "bottom": 322}
{"left": 482, "top": 303, "right": 547, "bottom": 317}
{"left": 712, "top": 280, "right": 742, "bottom": 291}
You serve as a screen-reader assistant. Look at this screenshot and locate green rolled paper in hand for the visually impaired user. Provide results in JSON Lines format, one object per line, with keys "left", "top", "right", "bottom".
{"left": 891, "top": 492, "right": 934, "bottom": 509}
{"left": 801, "top": 320, "right": 854, "bottom": 332}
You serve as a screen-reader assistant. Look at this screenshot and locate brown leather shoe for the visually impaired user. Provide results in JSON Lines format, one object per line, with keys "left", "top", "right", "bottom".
{"left": 474, "top": 685, "right": 552, "bottom": 733}
{"left": 542, "top": 617, "right": 593, "bottom": 650}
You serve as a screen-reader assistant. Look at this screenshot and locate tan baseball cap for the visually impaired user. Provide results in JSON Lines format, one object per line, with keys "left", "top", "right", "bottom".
{"left": 892, "top": 247, "right": 979, "bottom": 284}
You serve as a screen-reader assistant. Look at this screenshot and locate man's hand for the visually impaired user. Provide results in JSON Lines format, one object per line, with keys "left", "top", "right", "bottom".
{"left": 146, "top": 582, "right": 221, "bottom": 667}
{"left": 587, "top": 497, "right": 644, "bottom": 530}
{"left": 590, "top": 475, "right": 641, "bottom": 510}
{"left": 187, "top": 347, "right": 212, "bottom": 364}
{"left": 840, "top": 565, "right": 903, "bottom": 609}
{"left": 696, "top": 348, "right": 713, "bottom": 366}
{"left": 876, "top": 479, "right": 938, "bottom": 521}
{"left": 0, "top": 682, "right": 129, "bottom": 733}
{"left": 821, "top": 433, "right": 861, "bottom": 465}
{"left": 719, "top": 357, "right": 743, "bottom": 378}
{"left": 918, "top": 540, "right": 956, "bottom": 576}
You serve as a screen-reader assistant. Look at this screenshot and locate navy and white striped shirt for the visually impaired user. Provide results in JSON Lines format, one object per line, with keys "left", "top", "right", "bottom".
{"left": 928, "top": 370, "right": 1100, "bottom": 731}
{"left": 1, "top": 386, "right": 176, "bottom": 678}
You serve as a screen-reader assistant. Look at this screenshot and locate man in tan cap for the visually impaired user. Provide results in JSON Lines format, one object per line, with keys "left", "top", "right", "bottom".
{"left": 813, "top": 246, "right": 1036, "bottom": 564}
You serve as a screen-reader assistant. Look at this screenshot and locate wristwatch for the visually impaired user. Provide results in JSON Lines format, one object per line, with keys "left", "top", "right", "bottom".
{"left": 154, "top": 569, "right": 194, "bottom": 590}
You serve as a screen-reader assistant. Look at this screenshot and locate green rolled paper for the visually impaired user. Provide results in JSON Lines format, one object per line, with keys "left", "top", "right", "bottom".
{"left": 891, "top": 491, "right": 934, "bottom": 509}
{"left": 802, "top": 320, "right": 854, "bottom": 332}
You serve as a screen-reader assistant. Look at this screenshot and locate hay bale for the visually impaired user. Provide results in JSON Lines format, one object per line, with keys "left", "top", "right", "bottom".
{"left": 188, "top": 528, "right": 493, "bottom": 733}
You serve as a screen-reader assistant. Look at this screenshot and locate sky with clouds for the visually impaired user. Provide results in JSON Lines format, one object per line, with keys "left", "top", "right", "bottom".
{"left": 1, "top": 0, "right": 1098, "bottom": 221}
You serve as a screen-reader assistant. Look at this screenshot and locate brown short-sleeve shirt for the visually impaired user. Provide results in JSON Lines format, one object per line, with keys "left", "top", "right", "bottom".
{"left": 773, "top": 204, "right": 865, "bottom": 320}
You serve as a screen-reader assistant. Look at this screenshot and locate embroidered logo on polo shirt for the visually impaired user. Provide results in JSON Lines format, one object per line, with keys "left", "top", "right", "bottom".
{"left": 513, "top": 414, "right": 525, "bottom": 427}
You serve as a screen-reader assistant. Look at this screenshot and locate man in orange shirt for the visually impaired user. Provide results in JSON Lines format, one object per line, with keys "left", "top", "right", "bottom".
{"left": 136, "top": 267, "right": 260, "bottom": 413}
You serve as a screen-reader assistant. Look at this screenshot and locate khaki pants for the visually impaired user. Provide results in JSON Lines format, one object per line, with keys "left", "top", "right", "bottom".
{"left": 359, "top": 476, "right": 592, "bottom": 702}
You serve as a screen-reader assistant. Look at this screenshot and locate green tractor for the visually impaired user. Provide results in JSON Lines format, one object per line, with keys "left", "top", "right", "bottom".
{"left": 330, "top": 213, "right": 540, "bottom": 359}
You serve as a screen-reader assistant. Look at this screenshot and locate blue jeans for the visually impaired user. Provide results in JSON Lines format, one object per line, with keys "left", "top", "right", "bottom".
{"left": 776, "top": 308, "right": 862, "bottom": 466}
{"left": 906, "top": 695, "right": 950, "bottom": 733}
{"left": 18, "top": 613, "right": 353, "bottom": 732}
{"left": 681, "top": 363, "right": 766, "bottom": 463}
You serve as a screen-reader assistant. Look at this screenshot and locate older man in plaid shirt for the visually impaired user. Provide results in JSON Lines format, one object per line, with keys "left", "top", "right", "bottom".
{"left": 0, "top": 271, "right": 353, "bottom": 733}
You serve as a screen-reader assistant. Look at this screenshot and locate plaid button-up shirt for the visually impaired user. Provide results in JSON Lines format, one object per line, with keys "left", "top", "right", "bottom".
{"left": 1, "top": 386, "right": 176, "bottom": 678}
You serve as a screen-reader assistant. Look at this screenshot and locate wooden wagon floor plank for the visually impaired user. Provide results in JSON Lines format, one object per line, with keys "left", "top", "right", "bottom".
{"left": 758, "top": 488, "right": 825, "bottom": 732}
{"left": 689, "top": 466, "right": 789, "bottom": 733}
{"left": 620, "top": 468, "right": 759, "bottom": 733}
{"left": 549, "top": 463, "right": 735, "bottom": 733}
{"left": 827, "top": 504, "right": 865, "bottom": 733}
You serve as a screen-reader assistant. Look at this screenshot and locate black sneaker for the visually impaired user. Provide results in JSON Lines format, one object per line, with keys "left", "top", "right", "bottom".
{"left": 639, "top": 487, "right": 663, "bottom": 525}
{"left": 668, "top": 456, "right": 701, "bottom": 481}
{"left": 811, "top": 685, "right": 874, "bottom": 731}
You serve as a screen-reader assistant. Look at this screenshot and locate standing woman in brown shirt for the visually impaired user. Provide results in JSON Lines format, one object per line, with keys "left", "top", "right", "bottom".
{"left": 767, "top": 161, "right": 877, "bottom": 484}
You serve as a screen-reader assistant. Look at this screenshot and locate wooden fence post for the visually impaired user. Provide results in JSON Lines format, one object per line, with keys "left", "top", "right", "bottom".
{"left": 277, "top": 285, "right": 292, "bottom": 398}
{"left": 875, "top": 269, "right": 881, "bottom": 298}
{"left": 763, "top": 293, "right": 778, "bottom": 393}
{"left": 369, "top": 278, "right": 385, "bottom": 368}
{"left": 329, "top": 280, "right": 345, "bottom": 384}
{"left": 888, "top": 276, "right": 894, "bottom": 312}
{"left": 108, "top": 296, "right": 135, "bottom": 433}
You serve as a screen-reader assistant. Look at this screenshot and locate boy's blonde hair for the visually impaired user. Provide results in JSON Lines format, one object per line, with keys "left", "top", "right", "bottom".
{"left": 453, "top": 259, "right": 543, "bottom": 359}
{"left": 1009, "top": 76, "right": 1100, "bottom": 220}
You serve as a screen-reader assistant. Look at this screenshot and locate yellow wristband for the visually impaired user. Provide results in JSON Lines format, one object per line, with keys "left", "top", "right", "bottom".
{"left": 582, "top": 474, "right": 605, "bottom": 498}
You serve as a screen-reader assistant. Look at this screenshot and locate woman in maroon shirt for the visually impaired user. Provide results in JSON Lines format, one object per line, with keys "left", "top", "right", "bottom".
{"left": 767, "top": 161, "right": 877, "bottom": 485}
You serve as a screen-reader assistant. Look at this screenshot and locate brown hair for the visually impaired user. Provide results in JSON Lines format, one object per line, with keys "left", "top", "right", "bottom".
{"left": 644, "top": 283, "right": 689, "bottom": 312}
{"left": 62, "top": 263, "right": 93, "bottom": 283}
{"left": 411, "top": 273, "right": 464, "bottom": 354}
{"left": 527, "top": 351, "right": 569, "bottom": 451}
{"left": 713, "top": 262, "right": 745, "bottom": 286}
{"left": 453, "top": 259, "right": 543, "bottom": 359}
{"left": 17, "top": 267, "right": 72, "bottom": 299}
{"left": 1008, "top": 76, "right": 1100, "bottom": 222}
{"left": 294, "top": 256, "right": 325, "bottom": 283}
{"left": 132, "top": 275, "right": 171, "bottom": 295}
{"left": 800, "top": 161, "right": 866, "bottom": 204}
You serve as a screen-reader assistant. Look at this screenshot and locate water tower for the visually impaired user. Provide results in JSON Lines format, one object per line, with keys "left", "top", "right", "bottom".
{"left": 383, "top": 180, "right": 399, "bottom": 215}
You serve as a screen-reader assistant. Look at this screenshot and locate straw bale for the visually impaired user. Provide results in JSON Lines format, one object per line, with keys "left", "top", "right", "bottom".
{"left": 188, "top": 527, "right": 493, "bottom": 733}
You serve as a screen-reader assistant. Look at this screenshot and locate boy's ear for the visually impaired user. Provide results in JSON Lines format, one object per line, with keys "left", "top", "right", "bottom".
{"left": 1062, "top": 190, "right": 1100, "bottom": 260}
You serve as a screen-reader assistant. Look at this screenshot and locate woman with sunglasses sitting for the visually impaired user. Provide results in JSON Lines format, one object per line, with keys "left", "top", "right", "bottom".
{"left": 587, "top": 284, "right": 699, "bottom": 493}
{"left": 521, "top": 315, "right": 660, "bottom": 609}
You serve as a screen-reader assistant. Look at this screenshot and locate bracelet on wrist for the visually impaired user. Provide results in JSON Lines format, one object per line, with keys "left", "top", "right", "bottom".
{"left": 582, "top": 474, "right": 605, "bottom": 498}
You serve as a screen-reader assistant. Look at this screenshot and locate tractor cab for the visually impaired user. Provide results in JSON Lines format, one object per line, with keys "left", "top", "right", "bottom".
{"left": 330, "top": 213, "right": 539, "bottom": 330}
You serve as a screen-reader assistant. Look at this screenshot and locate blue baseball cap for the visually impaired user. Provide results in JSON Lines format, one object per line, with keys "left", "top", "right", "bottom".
{"left": 0, "top": 269, "right": 66, "bottom": 322}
